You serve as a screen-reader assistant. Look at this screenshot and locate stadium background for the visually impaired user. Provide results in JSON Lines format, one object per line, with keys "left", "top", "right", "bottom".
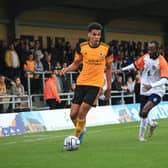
{"left": 0, "top": 0, "right": 167, "bottom": 127}
{"left": 0, "top": 0, "right": 168, "bottom": 47}
{"left": 0, "top": 1, "right": 168, "bottom": 168}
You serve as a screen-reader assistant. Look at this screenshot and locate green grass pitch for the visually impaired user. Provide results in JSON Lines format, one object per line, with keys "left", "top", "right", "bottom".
{"left": 0, "top": 118, "right": 168, "bottom": 168}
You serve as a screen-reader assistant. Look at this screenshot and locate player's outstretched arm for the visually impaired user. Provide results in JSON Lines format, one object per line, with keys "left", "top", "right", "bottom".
{"left": 113, "top": 64, "right": 136, "bottom": 74}
{"left": 121, "top": 63, "right": 136, "bottom": 71}
{"left": 60, "top": 60, "right": 81, "bottom": 75}
{"left": 104, "top": 62, "right": 112, "bottom": 100}
{"left": 142, "top": 78, "right": 168, "bottom": 92}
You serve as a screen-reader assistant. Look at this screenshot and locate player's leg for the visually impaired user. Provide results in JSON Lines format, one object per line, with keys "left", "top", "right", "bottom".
{"left": 139, "top": 100, "right": 155, "bottom": 141}
{"left": 139, "top": 95, "right": 148, "bottom": 141}
{"left": 74, "top": 102, "right": 91, "bottom": 143}
{"left": 74, "top": 86, "right": 102, "bottom": 143}
{"left": 70, "top": 103, "right": 80, "bottom": 127}
{"left": 70, "top": 86, "right": 85, "bottom": 127}
{"left": 147, "top": 94, "right": 161, "bottom": 137}
{"left": 148, "top": 119, "right": 158, "bottom": 137}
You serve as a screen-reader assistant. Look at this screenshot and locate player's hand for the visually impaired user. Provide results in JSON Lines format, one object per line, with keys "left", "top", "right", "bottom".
{"left": 104, "top": 88, "right": 111, "bottom": 100}
{"left": 142, "top": 84, "right": 152, "bottom": 92}
{"left": 60, "top": 68, "right": 67, "bottom": 75}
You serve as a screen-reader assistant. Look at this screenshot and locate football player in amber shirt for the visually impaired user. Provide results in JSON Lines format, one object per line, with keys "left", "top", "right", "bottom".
{"left": 61, "top": 22, "right": 113, "bottom": 144}
{"left": 121, "top": 41, "right": 168, "bottom": 141}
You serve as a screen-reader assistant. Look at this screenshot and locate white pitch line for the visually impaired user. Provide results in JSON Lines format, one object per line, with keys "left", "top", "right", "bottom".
{"left": 4, "top": 141, "right": 17, "bottom": 145}
{"left": 0, "top": 125, "right": 139, "bottom": 146}
{"left": 23, "top": 134, "right": 52, "bottom": 137}
{"left": 22, "top": 134, "right": 67, "bottom": 143}
{"left": 1, "top": 123, "right": 167, "bottom": 146}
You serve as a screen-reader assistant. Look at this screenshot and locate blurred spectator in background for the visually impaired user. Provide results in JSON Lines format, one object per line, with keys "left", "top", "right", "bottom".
{"left": 32, "top": 41, "right": 44, "bottom": 60}
{"left": 20, "top": 42, "right": 31, "bottom": 66}
{"left": 61, "top": 63, "right": 71, "bottom": 93}
{"left": 34, "top": 54, "right": 44, "bottom": 97}
{"left": 0, "top": 40, "right": 8, "bottom": 75}
{"left": 112, "top": 74, "right": 127, "bottom": 104}
{"left": 126, "top": 76, "right": 135, "bottom": 94}
{"left": 24, "top": 52, "right": 35, "bottom": 94}
{"left": 42, "top": 52, "right": 54, "bottom": 78}
{"left": 11, "top": 76, "right": 25, "bottom": 99}
{"left": 47, "top": 40, "right": 58, "bottom": 65}
{"left": 44, "top": 72, "right": 62, "bottom": 109}
{"left": 53, "top": 67, "right": 70, "bottom": 108}
{"left": 55, "top": 62, "right": 62, "bottom": 69}
{"left": 63, "top": 41, "right": 74, "bottom": 66}
{"left": 11, "top": 76, "right": 25, "bottom": 110}
{"left": 4, "top": 43, "right": 20, "bottom": 80}
{"left": 0, "top": 75, "right": 7, "bottom": 113}
{"left": 124, "top": 76, "right": 135, "bottom": 104}
{"left": 20, "top": 42, "right": 32, "bottom": 83}
{"left": 55, "top": 39, "right": 64, "bottom": 64}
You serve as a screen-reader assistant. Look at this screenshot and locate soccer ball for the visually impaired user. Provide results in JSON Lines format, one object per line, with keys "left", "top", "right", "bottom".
{"left": 64, "top": 135, "right": 80, "bottom": 151}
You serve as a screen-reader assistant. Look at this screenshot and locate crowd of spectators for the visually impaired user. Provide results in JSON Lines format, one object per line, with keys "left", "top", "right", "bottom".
{"left": 108, "top": 40, "right": 168, "bottom": 105}
{"left": 0, "top": 38, "right": 75, "bottom": 112}
{"left": 0, "top": 38, "right": 168, "bottom": 112}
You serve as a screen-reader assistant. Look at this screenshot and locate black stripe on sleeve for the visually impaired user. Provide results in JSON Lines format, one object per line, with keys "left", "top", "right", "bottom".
{"left": 133, "top": 62, "right": 139, "bottom": 70}
{"left": 106, "top": 47, "right": 113, "bottom": 57}
{"left": 75, "top": 43, "right": 81, "bottom": 55}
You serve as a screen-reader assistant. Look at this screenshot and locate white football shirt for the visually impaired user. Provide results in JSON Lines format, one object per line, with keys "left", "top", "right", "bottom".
{"left": 134, "top": 54, "right": 168, "bottom": 97}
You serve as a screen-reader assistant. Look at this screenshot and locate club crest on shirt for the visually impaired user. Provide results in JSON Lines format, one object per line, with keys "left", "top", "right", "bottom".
{"left": 98, "top": 51, "right": 104, "bottom": 56}
{"left": 83, "top": 51, "right": 87, "bottom": 55}
{"left": 152, "top": 65, "right": 156, "bottom": 70}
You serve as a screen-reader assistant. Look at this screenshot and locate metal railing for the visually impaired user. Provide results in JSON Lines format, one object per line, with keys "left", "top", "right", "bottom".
{"left": 0, "top": 95, "right": 30, "bottom": 112}
{"left": 0, "top": 89, "right": 167, "bottom": 112}
{"left": 26, "top": 71, "right": 77, "bottom": 96}
{"left": 30, "top": 90, "right": 136, "bottom": 111}
{"left": 0, "top": 70, "right": 167, "bottom": 112}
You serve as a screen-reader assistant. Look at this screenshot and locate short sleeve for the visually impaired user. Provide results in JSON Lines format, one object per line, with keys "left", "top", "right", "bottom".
{"left": 74, "top": 44, "right": 83, "bottom": 61}
{"left": 134, "top": 55, "right": 146, "bottom": 70}
{"left": 106, "top": 47, "right": 113, "bottom": 63}
{"left": 159, "top": 56, "right": 168, "bottom": 78}
{"left": 74, "top": 52, "right": 83, "bottom": 61}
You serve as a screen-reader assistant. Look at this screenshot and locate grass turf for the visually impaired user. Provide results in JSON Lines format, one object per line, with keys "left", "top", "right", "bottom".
{"left": 0, "top": 118, "right": 168, "bottom": 168}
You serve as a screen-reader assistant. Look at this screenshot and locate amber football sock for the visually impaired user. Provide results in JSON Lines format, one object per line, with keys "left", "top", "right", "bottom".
{"left": 74, "top": 118, "right": 86, "bottom": 138}
{"left": 71, "top": 118, "right": 77, "bottom": 127}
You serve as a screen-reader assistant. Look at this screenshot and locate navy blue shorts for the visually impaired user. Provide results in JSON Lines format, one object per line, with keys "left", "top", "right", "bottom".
{"left": 72, "top": 85, "right": 102, "bottom": 107}
{"left": 140, "top": 94, "right": 161, "bottom": 110}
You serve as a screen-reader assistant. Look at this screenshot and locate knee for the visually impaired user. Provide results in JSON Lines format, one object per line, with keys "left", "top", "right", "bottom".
{"left": 70, "top": 110, "right": 79, "bottom": 120}
{"left": 139, "top": 110, "right": 148, "bottom": 118}
{"left": 70, "top": 113, "right": 75, "bottom": 120}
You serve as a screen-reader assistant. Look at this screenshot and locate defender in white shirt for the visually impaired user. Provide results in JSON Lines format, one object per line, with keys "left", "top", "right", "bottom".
{"left": 121, "top": 41, "right": 168, "bottom": 141}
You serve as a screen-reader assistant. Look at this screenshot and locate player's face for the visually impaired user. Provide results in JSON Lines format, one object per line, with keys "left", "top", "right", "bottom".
{"left": 88, "top": 29, "right": 101, "bottom": 47}
{"left": 148, "top": 43, "right": 156, "bottom": 54}
{"left": 148, "top": 43, "right": 159, "bottom": 59}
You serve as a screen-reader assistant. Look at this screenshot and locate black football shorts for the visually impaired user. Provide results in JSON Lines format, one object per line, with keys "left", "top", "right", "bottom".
{"left": 72, "top": 85, "right": 102, "bottom": 107}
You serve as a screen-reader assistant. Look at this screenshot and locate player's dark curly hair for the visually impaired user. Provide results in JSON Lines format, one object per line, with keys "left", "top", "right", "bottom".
{"left": 87, "top": 22, "right": 103, "bottom": 32}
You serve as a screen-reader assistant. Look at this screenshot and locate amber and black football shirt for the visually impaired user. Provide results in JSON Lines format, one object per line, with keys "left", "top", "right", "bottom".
{"left": 74, "top": 41, "right": 113, "bottom": 88}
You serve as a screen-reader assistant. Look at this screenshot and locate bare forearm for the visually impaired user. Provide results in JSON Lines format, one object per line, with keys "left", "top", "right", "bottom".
{"left": 151, "top": 78, "right": 168, "bottom": 87}
{"left": 61, "top": 61, "right": 81, "bottom": 75}
{"left": 65, "top": 62, "right": 80, "bottom": 72}
{"left": 122, "top": 64, "right": 136, "bottom": 71}
{"left": 106, "top": 64, "right": 112, "bottom": 90}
